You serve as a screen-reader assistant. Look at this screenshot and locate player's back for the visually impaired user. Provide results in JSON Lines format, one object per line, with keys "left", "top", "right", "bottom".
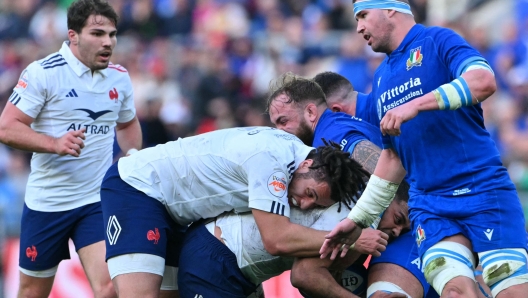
{"left": 118, "top": 127, "right": 313, "bottom": 225}
{"left": 313, "top": 109, "right": 382, "bottom": 151}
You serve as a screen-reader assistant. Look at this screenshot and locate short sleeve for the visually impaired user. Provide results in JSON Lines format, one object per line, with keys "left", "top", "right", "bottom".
{"left": 117, "top": 75, "right": 136, "bottom": 123}
{"left": 431, "top": 27, "right": 488, "bottom": 79}
{"left": 10, "top": 63, "right": 47, "bottom": 118}
{"left": 243, "top": 151, "right": 293, "bottom": 218}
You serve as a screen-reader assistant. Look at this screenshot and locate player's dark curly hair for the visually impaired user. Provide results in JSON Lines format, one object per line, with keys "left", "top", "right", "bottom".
{"left": 300, "top": 140, "right": 370, "bottom": 212}
{"left": 67, "top": 0, "right": 118, "bottom": 33}
{"left": 312, "top": 71, "right": 353, "bottom": 98}
{"left": 266, "top": 72, "right": 326, "bottom": 112}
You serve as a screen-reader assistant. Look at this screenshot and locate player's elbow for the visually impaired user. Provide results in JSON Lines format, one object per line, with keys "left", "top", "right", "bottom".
{"left": 475, "top": 70, "right": 497, "bottom": 100}
{"left": 262, "top": 238, "right": 287, "bottom": 256}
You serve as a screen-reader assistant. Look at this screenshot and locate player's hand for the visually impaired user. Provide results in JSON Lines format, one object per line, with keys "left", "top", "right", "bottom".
{"left": 380, "top": 100, "right": 419, "bottom": 136}
{"left": 320, "top": 218, "right": 362, "bottom": 260}
{"left": 352, "top": 228, "right": 388, "bottom": 257}
{"left": 54, "top": 128, "right": 86, "bottom": 157}
{"left": 369, "top": 291, "right": 407, "bottom": 298}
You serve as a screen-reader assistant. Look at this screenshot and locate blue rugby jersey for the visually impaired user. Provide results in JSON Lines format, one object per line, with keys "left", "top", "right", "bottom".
{"left": 373, "top": 24, "right": 514, "bottom": 196}
{"left": 356, "top": 92, "right": 379, "bottom": 128}
{"left": 312, "top": 109, "right": 382, "bottom": 154}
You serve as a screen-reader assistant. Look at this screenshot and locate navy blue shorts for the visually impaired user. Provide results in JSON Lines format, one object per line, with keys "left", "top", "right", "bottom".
{"left": 370, "top": 231, "right": 438, "bottom": 297}
{"left": 19, "top": 202, "right": 104, "bottom": 271}
{"left": 178, "top": 223, "right": 257, "bottom": 298}
{"left": 101, "top": 162, "right": 185, "bottom": 266}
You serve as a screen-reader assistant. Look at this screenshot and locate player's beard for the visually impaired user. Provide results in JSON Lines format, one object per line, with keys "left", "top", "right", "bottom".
{"left": 296, "top": 120, "right": 314, "bottom": 146}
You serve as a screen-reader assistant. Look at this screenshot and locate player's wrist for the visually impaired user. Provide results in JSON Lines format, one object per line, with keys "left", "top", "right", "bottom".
{"left": 433, "top": 77, "right": 472, "bottom": 110}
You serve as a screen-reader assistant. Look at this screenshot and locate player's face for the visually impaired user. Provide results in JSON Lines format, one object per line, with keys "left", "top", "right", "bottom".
{"left": 269, "top": 95, "right": 314, "bottom": 145}
{"left": 288, "top": 160, "right": 333, "bottom": 210}
{"left": 378, "top": 200, "right": 410, "bottom": 242}
{"left": 69, "top": 14, "right": 117, "bottom": 71}
{"left": 355, "top": 6, "right": 394, "bottom": 53}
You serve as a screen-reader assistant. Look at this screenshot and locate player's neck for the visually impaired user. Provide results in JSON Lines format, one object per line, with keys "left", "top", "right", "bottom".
{"left": 389, "top": 20, "right": 416, "bottom": 53}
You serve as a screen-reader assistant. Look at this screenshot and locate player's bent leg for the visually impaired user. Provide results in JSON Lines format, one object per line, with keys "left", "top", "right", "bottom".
{"left": 478, "top": 248, "right": 528, "bottom": 298}
{"left": 108, "top": 253, "right": 165, "bottom": 298}
{"left": 78, "top": 240, "right": 116, "bottom": 298}
{"left": 17, "top": 269, "right": 56, "bottom": 298}
{"left": 367, "top": 263, "right": 421, "bottom": 298}
{"left": 422, "top": 240, "right": 478, "bottom": 298}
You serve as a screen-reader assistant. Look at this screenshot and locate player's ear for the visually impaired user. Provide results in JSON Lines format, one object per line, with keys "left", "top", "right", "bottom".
{"left": 298, "top": 159, "right": 314, "bottom": 171}
{"left": 331, "top": 104, "right": 342, "bottom": 112}
{"left": 305, "top": 103, "right": 318, "bottom": 122}
{"left": 68, "top": 29, "right": 79, "bottom": 45}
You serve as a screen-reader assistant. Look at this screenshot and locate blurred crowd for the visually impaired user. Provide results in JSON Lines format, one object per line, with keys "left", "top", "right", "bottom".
{"left": 0, "top": 0, "right": 527, "bottom": 238}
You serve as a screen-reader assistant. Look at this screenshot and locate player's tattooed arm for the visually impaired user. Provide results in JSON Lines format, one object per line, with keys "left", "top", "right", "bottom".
{"left": 351, "top": 140, "right": 381, "bottom": 174}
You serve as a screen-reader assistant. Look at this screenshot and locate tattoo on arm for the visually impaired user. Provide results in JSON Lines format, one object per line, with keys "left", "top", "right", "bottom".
{"left": 351, "top": 140, "right": 381, "bottom": 174}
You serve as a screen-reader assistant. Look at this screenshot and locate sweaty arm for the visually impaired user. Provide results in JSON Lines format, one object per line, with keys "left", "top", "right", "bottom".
{"left": 116, "top": 116, "right": 142, "bottom": 154}
{"left": 252, "top": 209, "right": 328, "bottom": 257}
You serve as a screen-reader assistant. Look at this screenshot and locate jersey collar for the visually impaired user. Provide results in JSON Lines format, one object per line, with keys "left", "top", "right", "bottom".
{"left": 59, "top": 41, "right": 109, "bottom": 78}
{"left": 391, "top": 24, "right": 425, "bottom": 55}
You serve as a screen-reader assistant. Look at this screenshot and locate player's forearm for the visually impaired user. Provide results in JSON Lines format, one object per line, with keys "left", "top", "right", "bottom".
{"left": 291, "top": 258, "right": 359, "bottom": 298}
{"left": 0, "top": 120, "right": 55, "bottom": 153}
{"left": 264, "top": 223, "right": 328, "bottom": 257}
{"left": 373, "top": 149, "right": 406, "bottom": 183}
{"left": 116, "top": 116, "right": 142, "bottom": 153}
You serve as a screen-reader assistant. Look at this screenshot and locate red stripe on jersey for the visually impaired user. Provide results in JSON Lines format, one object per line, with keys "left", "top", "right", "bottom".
{"left": 108, "top": 63, "right": 128, "bottom": 72}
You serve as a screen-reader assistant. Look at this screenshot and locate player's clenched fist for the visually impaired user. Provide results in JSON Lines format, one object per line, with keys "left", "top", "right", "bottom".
{"left": 53, "top": 128, "right": 86, "bottom": 157}
{"left": 352, "top": 228, "right": 388, "bottom": 257}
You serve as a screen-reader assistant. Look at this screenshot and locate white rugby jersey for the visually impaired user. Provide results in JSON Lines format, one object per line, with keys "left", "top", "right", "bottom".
{"left": 210, "top": 203, "right": 347, "bottom": 285}
{"left": 9, "top": 42, "right": 136, "bottom": 211}
{"left": 117, "top": 127, "right": 313, "bottom": 225}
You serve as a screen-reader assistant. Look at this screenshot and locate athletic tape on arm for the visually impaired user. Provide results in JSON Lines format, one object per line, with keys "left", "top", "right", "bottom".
{"left": 347, "top": 175, "right": 398, "bottom": 228}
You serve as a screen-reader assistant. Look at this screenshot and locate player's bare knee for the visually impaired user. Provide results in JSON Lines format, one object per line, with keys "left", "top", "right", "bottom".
{"left": 92, "top": 279, "right": 117, "bottom": 298}
{"left": 441, "top": 280, "right": 468, "bottom": 298}
{"left": 478, "top": 248, "right": 528, "bottom": 297}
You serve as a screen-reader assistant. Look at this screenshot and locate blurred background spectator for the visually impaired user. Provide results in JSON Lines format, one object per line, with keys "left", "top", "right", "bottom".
{"left": 1, "top": 0, "right": 528, "bottom": 295}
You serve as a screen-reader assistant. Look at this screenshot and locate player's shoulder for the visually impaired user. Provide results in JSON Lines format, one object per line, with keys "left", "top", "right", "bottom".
{"left": 424, "top": 26, "right": 460, "bottom": 40}
{"left": 34, "top": 51, "right": 68, "bottom": 72}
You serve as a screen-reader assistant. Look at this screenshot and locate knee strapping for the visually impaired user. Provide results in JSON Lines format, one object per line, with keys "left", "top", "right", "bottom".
{"left": 422, "top": 241, "right": 476, "bottom": 295}
{"left": 479, "top": 248, "right": 528, "bottom": 297}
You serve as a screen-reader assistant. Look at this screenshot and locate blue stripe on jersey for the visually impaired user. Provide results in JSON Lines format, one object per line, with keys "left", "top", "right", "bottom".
{"left": 41, "top": 54, "right": 62, "bottom": 64}
{"left": 71, "top": 89, "right": 78, "bottom": 97}
{"left": 456, "top": 57, "right": 487, "bottom": 77}
{"left": 437, "top": 86, "right": 451, "bottom": 110}
{"left": 8, "top": 92, "right": 17, "bottom": 101}
{"left": 41, "top": 57, "right": 65, "bottom": 66}
{"left": 450, "top": 81, "right": 469, "bottom": 106}
{"left": 287, "top": 160, "right": 295, "bottom": 168}
{"left": 43, "top": 62, "right": 68, "bottom": 69}
{"left": 269, "top": 201, "right": 285, "bottom": 215}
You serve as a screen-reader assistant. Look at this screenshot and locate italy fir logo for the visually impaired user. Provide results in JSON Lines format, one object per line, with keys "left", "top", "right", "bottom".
{"left": 416, "top": 224, "right": 426, "bottom": 247}
{"left": 406, "top": 46, "right": 423, "bottom": 70}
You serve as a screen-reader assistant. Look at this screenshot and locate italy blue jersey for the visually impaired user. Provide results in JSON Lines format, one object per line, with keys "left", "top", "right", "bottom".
{"left": 356, "top": 92, "right": 379, "bottom": 128}
{"left": 373, "top": 24, "right": 515, "bottom": 197}
{"left": 313, "top": 109, "right": 382, "bottom": 154}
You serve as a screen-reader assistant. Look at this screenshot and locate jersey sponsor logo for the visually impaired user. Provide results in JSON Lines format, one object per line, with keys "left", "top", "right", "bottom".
{"left": 26, "top": 245, "right": 38, "bottom": 261}
{"left": 376, "top": 77, "right": 423, "bottom": 120}
{"left": 484, "top": 229, "right": 494, "bottom": 241}
{"left": 415, "top": 224, "right": 426, "bottom": 247}
{"left": 411, "top": 257, "right": 422, "bottom": 271}
{"left": 75, "top": 109, "right": 112, "bottom": 120}
{"left": 15, "top": 70, "right": 29, "bottom": 90}
{"left": 406, "top": 46, "right": 423, "bottom": 70}
{"left": 378, "top": 76, "right": 382, "bottom": 87}
{"left": 147, "top": 228, "right": 160, "bottom": 244}
{"left": 67, "top": 123, "right": 111, "bottom": 134}
{"left": 66, "top": 89, "right": 78, "bottom": 98}
{"left": 453, "top": 188, "right": 471, "bottom": 196}
{"left": 107, "top": 215, "right": 122, "bottom": 245}
{"left": 109, "top": 88, "right": 119, "bottom": 103}
{"left": 268, "top": 171, "right": 287, "bottom": 198}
